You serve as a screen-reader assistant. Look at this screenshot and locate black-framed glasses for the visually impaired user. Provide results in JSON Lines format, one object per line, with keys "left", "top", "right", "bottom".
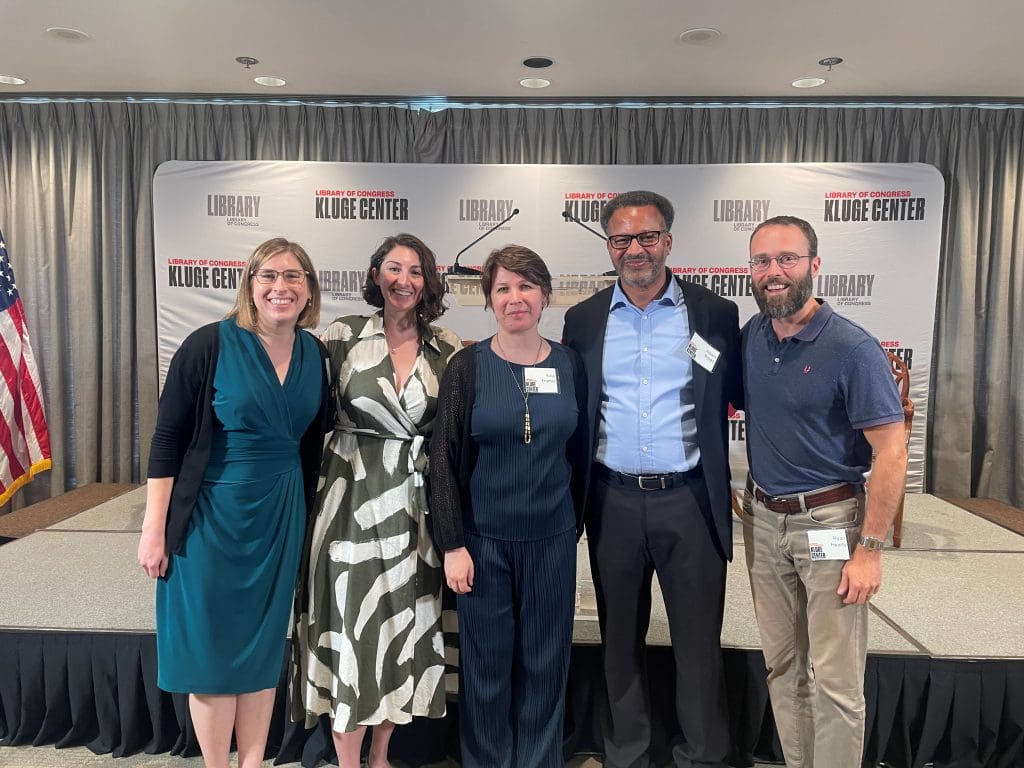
{"left": 252, "top": 269, "right": 308, "bottom": 285}
{"left": 748, "top": 254, "right": 809, "bottom": 272}
{"left": 607, "top": 230, "right": 665, "bottom": 250}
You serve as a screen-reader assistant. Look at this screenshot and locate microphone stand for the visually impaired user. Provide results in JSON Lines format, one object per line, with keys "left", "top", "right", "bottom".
{"left": 449, "top": 208, "right": 520, "bottom": 275}
{"left": 562, "top": 210, "right": 617, "bottom": 276}
{"left": 561, "top": 209, "right": 608, "bottom": 241}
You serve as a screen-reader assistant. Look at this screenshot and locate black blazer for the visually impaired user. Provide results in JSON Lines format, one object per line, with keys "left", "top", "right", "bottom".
{"left": 562, "top": 275, "right": 742, "bottom": 559}
{"left": 429, "top": 340, "right": 590, "bottom": 553}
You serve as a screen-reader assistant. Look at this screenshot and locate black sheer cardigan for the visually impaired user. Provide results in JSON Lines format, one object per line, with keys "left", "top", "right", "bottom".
{"left": 428, "top": 340, "right": 589, "bottom": 553}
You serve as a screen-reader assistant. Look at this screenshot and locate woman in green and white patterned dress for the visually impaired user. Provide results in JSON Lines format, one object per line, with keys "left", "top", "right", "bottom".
{"left": 292, "top": 233, "right": 461, "bottom": 768}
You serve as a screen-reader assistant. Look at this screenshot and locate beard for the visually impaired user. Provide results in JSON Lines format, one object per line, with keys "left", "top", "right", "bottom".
{"left": 752, "top": 266, "right": 814, "bottom": 319}
{"left": 616, "top": 254, "right": 664, "bottom": 290}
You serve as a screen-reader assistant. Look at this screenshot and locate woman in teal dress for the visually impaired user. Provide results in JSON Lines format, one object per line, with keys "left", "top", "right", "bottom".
{"left": 138, "top": 238, "right": 331, "bottom": 768}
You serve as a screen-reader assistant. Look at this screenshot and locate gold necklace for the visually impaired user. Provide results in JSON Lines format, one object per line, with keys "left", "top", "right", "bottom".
{"left": 493, "top": 334, "right": 545, "bottom": 445}
{"left": 384, "top": 324, "right": 417, "bottom": 355}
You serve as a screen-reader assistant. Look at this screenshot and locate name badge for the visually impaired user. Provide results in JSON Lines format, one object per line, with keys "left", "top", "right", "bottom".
{"left": 685, "top": 332, "right": 722, "bottom": 373}
{"left": 807, "top": 529, "right": 851, "bottom": 561}
{"left": 524, "top": 367, "right": 559, "bottom": 394}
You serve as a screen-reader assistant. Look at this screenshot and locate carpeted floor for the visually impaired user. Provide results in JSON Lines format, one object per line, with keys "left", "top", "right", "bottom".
{"left": 0, "top": 746, "right": 781, "bottom": 767}
{"left": 0, "top": 484, "right": 138, "bottom": 540}
{"left": 0, "top": 747, "right": 665, "bottom": 767}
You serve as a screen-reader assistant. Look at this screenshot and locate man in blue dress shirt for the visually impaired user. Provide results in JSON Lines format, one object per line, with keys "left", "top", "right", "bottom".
{"left": 563, "top": 190, "right": 742, "bottom": 768}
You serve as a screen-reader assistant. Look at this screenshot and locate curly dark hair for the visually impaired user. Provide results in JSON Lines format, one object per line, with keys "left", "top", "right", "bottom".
{"left": 362, "top": 233, "right": 447, "bottom": 326}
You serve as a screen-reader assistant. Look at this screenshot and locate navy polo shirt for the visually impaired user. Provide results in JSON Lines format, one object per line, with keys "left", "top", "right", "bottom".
{"left": 744, "top": 300, "right": 904, "bottom": 496}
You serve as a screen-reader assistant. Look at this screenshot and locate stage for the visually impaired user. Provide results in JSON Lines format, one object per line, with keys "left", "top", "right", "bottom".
{"left": 1, "top": 489, "right": 1022, "bottom": 767}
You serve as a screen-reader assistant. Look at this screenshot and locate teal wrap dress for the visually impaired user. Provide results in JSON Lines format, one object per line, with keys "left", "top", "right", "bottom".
{"left": 157, "top": 319, "right": 321, "bottom": 694}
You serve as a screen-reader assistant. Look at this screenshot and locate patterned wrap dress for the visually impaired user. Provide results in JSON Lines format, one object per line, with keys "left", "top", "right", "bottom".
{"left": 292, "top": 312, "right": 462, "bottom": 731}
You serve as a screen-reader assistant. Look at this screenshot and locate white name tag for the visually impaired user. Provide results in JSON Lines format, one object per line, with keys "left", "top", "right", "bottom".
{"left": 524, "top": 367, "right": 559, "bottom": 394}
{"left": 685, "top": 332, "right": 722, "bottom": 373}
{"left": 807, "top": 529, "right": 851, "bottom": 561}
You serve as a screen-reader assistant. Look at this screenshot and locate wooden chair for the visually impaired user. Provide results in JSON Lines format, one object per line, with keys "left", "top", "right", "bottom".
{"left": 885, "top": 350, "right": 915, "bottom": 548}
{"left": 731, "top": 488, "right": 746, "bottom": 519}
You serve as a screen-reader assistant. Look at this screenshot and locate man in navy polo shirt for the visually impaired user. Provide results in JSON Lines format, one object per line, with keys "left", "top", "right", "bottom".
{"left": 741, "top": 215, "right": 907, "bottom": 768}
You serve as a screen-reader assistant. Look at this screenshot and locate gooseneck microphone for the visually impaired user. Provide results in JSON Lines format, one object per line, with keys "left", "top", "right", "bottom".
{"left": 562, "top": 210, "right": 617, "bottom": 276}
{"left": 561, "top": 209, "right": 608, "bottom": 242}
{"left": 449, "top": 208, "right": 520, "bottom": 274}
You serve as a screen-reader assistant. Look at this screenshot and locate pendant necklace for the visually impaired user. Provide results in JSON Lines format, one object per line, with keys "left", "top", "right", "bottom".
{"left": 384, "top": 324, "right": 416, "bottom": 355}
{"left": 494, "top": 334, "right": 545, "bottom": 445}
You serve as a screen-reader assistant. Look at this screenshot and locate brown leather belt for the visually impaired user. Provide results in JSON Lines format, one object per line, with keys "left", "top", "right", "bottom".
{"left": 746, "top": 477, "right": 857, "bottom": 515}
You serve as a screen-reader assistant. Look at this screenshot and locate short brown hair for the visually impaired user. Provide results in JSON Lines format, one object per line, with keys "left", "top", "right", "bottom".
{"left": 362, "top": 233, "right": 447, "bottom": 326}
{"left": 228, "top": 238, "right": 321, "bottom": 332}
{"left": 480, "top": 245, "right": 553, "bottom": 310}
{"left": 749, "top": 215, "right": 818, "bottom": 259}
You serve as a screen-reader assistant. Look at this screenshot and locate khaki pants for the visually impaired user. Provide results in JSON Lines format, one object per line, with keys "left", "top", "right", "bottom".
{"left": 742, "top": 482, "right": 868, "bottom": 768}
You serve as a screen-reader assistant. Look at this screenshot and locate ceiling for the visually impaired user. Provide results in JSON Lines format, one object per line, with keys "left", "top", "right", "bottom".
{"left": 1, "top": 0, "right": 1022, "bottom": 102}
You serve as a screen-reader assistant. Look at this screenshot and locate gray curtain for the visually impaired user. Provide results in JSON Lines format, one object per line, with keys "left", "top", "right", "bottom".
{"left": 0, "top": 101, "right": 1020, "bottom": 510}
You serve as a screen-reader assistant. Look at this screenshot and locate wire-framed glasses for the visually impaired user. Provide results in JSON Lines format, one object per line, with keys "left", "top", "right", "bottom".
{"left": 748, "top": 254, "right": 808, "bottom": 272}
{"left": 252, "top": 269, "right": 308, "bottom": 285}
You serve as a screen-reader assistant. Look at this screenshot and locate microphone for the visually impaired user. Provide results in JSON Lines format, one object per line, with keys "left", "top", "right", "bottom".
{"left": 561, "top": 209, "right": 607, "bottom": 242}
{"left": 562, "top": 210, "right": 618, "bottom": 276}
{"left": 450, "top": 208, "right": 520, "bottom": 274}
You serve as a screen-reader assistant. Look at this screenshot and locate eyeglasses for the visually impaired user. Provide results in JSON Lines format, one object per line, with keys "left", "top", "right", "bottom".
{"left": 607, "top": 230, "right": 666, "bottom": 250}
{"left": 748, "top": 254, "right": 809, "bottom": 272}
{"left": 252, "top": 269, "right": 308, "bottom": 285}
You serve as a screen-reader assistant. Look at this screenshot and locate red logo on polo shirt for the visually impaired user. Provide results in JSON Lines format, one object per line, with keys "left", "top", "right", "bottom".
{"left": 803, "top": 365, "right": 812, "bottom": 374}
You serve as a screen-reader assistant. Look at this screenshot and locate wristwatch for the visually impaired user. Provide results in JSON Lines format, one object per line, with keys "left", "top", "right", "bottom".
{"left": 858, "top": 535, "right": 886, "bottom": 551}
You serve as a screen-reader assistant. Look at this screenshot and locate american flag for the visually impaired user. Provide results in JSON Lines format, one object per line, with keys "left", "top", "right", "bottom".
{"left": 0, "top": 230, "right": 51, "bottom": 505}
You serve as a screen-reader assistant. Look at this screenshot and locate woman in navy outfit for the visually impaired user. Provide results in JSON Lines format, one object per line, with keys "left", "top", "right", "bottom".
{"left": 430, "top": 245, "right": 588, "bottom": 768}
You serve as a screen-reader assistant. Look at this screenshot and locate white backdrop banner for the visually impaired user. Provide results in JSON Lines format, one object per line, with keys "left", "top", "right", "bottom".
{"left": 154, "top": 161, "right": 943, "bottom": 492}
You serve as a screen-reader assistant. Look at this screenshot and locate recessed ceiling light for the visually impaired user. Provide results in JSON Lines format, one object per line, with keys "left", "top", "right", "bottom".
{"left": 523, "top": 56, "right": 554, "bottom": 69}
{"left": 46, "top": 26, "right": 90, "bottom": 42}
{"left": 519, "top": 77, "right": 551, "bottom": 89}
{"left": 0, "top": 75, "right": 27, "bottom": 86}
{"left": 792, "top": 77, "right": 826, "bottom": 89}
{"left": 677, "top": 27, "right": 722, "bottom": 45}
{"left": 254, "top": 76, "right": 287, "bottom": 87}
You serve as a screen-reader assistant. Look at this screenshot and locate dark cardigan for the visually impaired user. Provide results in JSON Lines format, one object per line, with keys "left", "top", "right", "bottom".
{"left": 428, "top": 340, "right": 589, "bottom": 553}
{"left": 147, "top": 321, "right": 332, "bottom": 555}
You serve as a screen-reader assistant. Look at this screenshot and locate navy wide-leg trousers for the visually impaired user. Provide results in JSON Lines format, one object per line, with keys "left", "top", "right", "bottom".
{"left": 457, "top": 529, "right": 577, "bottom": 768}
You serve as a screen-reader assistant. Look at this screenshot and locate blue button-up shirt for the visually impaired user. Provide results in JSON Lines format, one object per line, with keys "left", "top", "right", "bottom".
{"left": 596, "top": 277, "right": 700, "bottom": 474}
